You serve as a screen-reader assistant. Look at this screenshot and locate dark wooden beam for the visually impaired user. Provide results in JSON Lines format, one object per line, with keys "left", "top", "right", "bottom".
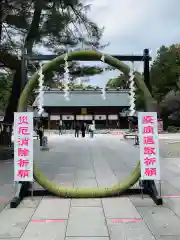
{"left": 24, "top": 54, "right": 151, "bottom": 62}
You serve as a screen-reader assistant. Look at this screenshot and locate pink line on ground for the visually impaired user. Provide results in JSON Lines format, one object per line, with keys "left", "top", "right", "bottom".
{"left": 31, "top": 219, "right": 65, "bottom": 223}
{"left": 0, "top": 197, "right": 11, "bottom": 201}
{"left": 162, "top": 195, "right": 180, "bottom": 199}
{"left": 112, "top": 218, "right": 141, "bottom": 223}
{"left": 115, "top": 195, "right": 180, "bottom": 199}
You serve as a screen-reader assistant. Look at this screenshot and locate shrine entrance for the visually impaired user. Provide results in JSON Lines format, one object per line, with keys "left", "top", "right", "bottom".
{"left": 11, "top": 49, "right": 162, "bottom": 207}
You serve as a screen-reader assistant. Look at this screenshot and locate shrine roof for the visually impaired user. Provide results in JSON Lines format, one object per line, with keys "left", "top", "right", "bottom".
{"left": 32, "top": 88, "right": 130, "bottom": 107}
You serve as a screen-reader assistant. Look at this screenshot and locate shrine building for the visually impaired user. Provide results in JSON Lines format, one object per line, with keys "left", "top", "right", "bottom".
{"left": 32, "top": 88, "right": 130, "bottom": 129}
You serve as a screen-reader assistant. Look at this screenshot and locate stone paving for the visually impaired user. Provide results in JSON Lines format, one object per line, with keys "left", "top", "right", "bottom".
{"left": 0, "top": 134, "right": 180, "bottom": 239}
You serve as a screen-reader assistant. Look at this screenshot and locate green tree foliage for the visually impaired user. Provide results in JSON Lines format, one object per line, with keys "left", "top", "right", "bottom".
{"left": 71, "top": 65, "right": 104, "bottom": 77}
{"left": 57, "top": 82, "right": 98, "bottom": 89}
{"left": 150, "top": 44, "right": 180, "bottom": 102}
{"left": 148, "top": 44, "right": 180, "bottom": 128}
{"left": 106, "top": 73, "right": 146, "bottom": 110}
{"left": 105, "top": 44, "right": 180, "bottom": 123}
{"left": 0, "top": 72, "right": 12, "bottom": 111}
{"left": 0, "top": 0, "right": 105, "bottom": 124}
{"left": 43, "top": 64, "right": 104, "bottom": 87}
{"left": 106, "top": 74, "right": 128, "bottom": 88}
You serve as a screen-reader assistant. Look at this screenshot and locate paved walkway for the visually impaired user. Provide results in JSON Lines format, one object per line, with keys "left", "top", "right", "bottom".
{"left": 0, "top": 134, "right": 180, "bottom": 240}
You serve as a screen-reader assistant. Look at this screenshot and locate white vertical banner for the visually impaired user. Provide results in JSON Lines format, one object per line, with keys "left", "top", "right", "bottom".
{"left": 138, "top": 112, "right": 160, "bottom": 180}
{"left": 14, "top": 112, "right": 34, "bottom": 182}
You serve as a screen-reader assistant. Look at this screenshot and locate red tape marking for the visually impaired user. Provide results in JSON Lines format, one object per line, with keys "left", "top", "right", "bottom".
{"left": 0, "top": 195, "right": 13, "bottom": 201}
{"left": 31, "top": 219, "right": 65, "bottom": 223}
{"left": 0, "top": 197, "right": 10, "bottom": 201}
{"left": 112, "top": 218, "right": 141, "bottom": 223}
{"left": 116, "top": 196, "right": 180, "bottom": 199}
{"left": 162, "top": 196, "right": 180, "bottom": 199}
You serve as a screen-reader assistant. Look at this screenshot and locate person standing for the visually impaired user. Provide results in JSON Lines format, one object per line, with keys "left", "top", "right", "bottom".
{"left": 75, "top": 122, "right": 80, "bottom": 138}
{"left": 86, "top": 124, "right": 89, "bottom": 134}
{"left": 81, "top": 122, "right": 86, "bottom": 138}
{"left": 58, "top": 124, "right": 62, "bottom": 135}
{"left": 37, "top": 124, "right": 44, "bottom": 146}
{"left": 89, "top": 122, "right": 95, "bottom": 138}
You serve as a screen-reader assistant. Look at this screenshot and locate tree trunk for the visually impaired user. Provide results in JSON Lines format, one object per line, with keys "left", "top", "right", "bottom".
{"left": 0, "top": 1, "right": 2, "bottom": 42}
{"left": 0, "top": 1, "right": 43, "bottom": 148}
{"left": 0, "top": 66, "right": 22, "bottom": 146}
{"left": 24, "top": 0, "right": 43, "bottom": 53}
{"left": 1, "top": 0, "right": 43, "bottom": 124}
{"left": 4, "top": 65, "right": 22, "bottom": 123}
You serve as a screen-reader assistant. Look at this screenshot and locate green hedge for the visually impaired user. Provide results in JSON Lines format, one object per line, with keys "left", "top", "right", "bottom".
{"left": 167, "top": 126, "right": 180, "bottom": 133}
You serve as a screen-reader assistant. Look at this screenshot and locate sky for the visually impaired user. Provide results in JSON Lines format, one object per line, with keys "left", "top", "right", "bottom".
{"left": 84, "top": 0, "right": 180, "bottom": 87}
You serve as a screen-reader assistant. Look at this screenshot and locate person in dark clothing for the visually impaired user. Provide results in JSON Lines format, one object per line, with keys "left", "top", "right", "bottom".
{"left": 128, "top": 116, "right": 138, "bottom": 132}
{"left": 34, "top": 125, "right": 39, "bottom": 139}
{"left": 81, "top": 122, "right": 86, "bottom": 138}
{"left": 37, "top": 125, "right": 44, "bottom": 146}
{"left": 58, "top": 124, "right": 62, "bottom": 135}
{"left": 75, "top": 122, "right": 80, "bottom": 137}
